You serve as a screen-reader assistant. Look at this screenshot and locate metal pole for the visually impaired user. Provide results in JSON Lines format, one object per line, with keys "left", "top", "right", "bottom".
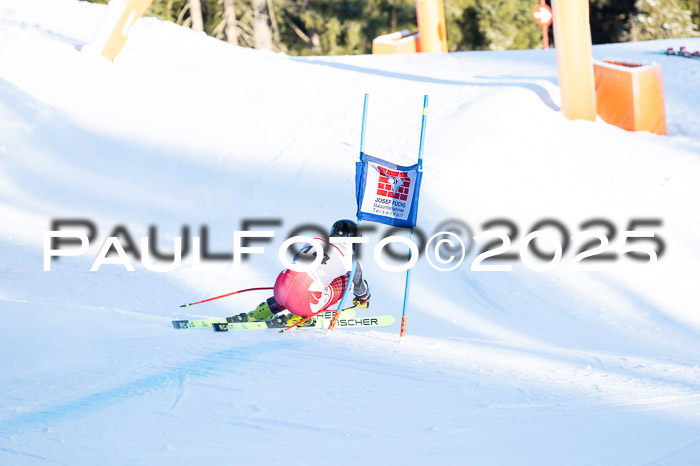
{"left": 360, "top": 93, "right": 369, "bottom": 155}
{"left": 541, "top": 0, "right": 550, "bottom": 49}
{"left": 418, "top": 95, "right": 428, "bottom": 168}
{"left": 328, "top": 94, "right": 369, "bottom": 331}
{"left": 400, "top": 95, "right": 428, "bottom": 339}
{"left": 399, "top": 228, "right": 414, "bottom": 338}
{"left": 327, "top": 260, "right": 356, "bottom": 331}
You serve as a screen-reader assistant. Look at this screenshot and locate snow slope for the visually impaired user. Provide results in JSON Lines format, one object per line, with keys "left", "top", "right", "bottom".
{"left": 1, "top": 0, "right": 700, "bottom": 464}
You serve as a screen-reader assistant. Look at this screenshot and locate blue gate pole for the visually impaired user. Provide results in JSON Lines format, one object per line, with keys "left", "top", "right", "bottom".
{"left": 360, "top": 93, "right": 369, "bottom": 154}
{"left": 328, "top": 94, "right": 369, "bottom": 331}
{"left": 400, "top": 95, "right": 428, "bottom": 340}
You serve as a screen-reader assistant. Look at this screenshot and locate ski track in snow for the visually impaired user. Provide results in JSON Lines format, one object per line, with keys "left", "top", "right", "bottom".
{"left": 2, "top": 301, "right": 700, "bottom": 464}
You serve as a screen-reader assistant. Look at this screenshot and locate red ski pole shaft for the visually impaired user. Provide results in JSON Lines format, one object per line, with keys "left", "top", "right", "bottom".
{"left": 327, "top": 309, "right": 342, "bottom": 330}
{"left": 327, "top": 303, "right": 358, "bottom": 331}
{"left": 181, "top": 287, "right": 273, "bottom": 308}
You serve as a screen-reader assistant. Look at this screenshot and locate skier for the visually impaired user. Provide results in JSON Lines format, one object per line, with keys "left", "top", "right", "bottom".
{"left": 229, "top": 219, "right": 371, "bottom": 326}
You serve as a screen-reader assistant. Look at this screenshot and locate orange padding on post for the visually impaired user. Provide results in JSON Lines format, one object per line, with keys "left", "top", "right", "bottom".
{"left": 594, "top": 59, "right": 667, "bottom": 135}
{"left": 372, "top": 29, "right": 418, "bottom": 54}
{"left": 400, "top": 316, "right": 407, "bottom": 337}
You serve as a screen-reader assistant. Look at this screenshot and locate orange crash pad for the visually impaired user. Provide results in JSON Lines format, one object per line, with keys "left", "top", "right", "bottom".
{"left": 593, "top": 59, "right": 666, "bottom": 135}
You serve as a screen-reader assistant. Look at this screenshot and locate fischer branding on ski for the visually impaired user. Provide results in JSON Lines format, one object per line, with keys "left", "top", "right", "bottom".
{"left": 172, "top": 309, "right": 357, "bottom": 330}
{"left": 212, "top": 318, "right": 321, "bottom": 332}
{"left": 211, "top": 315, "right": 395, "bottom": 332}
{"left": 334, "top": 316, "right": 395, "bottom": 327}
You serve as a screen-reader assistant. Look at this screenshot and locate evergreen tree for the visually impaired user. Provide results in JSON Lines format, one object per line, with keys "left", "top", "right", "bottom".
{"left": 589, "top": 0, "right": 636, "bottom": 44}
{"left": 628, "top": 0, "right": 699, "bottom": 40}
{"left": 79, "top": 0, "right": 700, "bottom": 55}
{"left": 460, "top": 0, "right": 541, "bottom": 50}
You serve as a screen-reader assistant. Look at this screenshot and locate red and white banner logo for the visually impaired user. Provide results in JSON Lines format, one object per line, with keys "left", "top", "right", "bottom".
{"left": 376, "top": 167, "right": 411, "bottom": 201}
{"left": 359, "top": 161, "right": 418, "bottom": 222}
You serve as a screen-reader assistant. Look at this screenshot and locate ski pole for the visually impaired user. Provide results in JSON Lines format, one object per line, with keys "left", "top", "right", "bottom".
{"left": 327, "top": 309, "right": 342, "bottom": 331}
{"left": 327, "top": 297, "right": 356, "bottom": 330}
{"left": 327, "top": 260, "right": 357, "bottom": 331}
{"left": 180, "top": 287, "right": 273, "bottom": 308}
{"left": 329, "top": 94, "right": 368, "bottom": 331}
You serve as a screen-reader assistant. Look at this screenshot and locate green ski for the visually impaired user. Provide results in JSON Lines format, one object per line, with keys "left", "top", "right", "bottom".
{"left": 211, "top": 314, "right": 395, "bottom": 332}
{"left": 172, "top": 317, "right": 227, "bottom": 329}
{"left": 172, "top": 309, "right": 356, "bottom": 330}
{"left": 330, "top": 315, "right": 396, "bottom": 328}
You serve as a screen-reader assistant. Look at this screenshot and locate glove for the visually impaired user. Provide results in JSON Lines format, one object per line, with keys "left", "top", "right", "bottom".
{"left": 353, "top": 291, "right": 370, "bottom": 309}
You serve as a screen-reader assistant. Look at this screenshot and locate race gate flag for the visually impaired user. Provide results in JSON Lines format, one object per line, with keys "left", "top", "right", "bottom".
{"left": 355, "top": 153, "right": 423, "bottom": 228}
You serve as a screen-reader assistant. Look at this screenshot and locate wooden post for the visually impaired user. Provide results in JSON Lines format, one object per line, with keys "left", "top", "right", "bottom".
{"left": 89, "top": 0, "right": 154, "bottom": 62}
{"left": 416, "top": 0, "right": 447, "bottom": 53}
{"left": 551, "top": 0, "right": 596, "bottom": 121}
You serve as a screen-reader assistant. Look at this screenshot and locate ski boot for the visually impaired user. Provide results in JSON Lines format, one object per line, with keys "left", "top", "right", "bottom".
{"left": 265, "top": 313, "right": 315, "bottom": 328}
{"left": 282, "top": 314, "right": 315, "bottom": 327}
{"left": 227, "top": 301, "right": 274, "bottom": 323}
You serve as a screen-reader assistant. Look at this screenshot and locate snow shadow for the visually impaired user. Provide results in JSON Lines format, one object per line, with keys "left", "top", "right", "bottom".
{"left": 293, "top": 58, "right": 560, "bottom": 111}
{"left": 0, "top": 339, "right": 292, "bottom": 436}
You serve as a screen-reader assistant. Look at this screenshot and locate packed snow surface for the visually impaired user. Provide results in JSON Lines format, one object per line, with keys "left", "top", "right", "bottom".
{"left": 1, "top": 0, "right": 700, "bottom": 464}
